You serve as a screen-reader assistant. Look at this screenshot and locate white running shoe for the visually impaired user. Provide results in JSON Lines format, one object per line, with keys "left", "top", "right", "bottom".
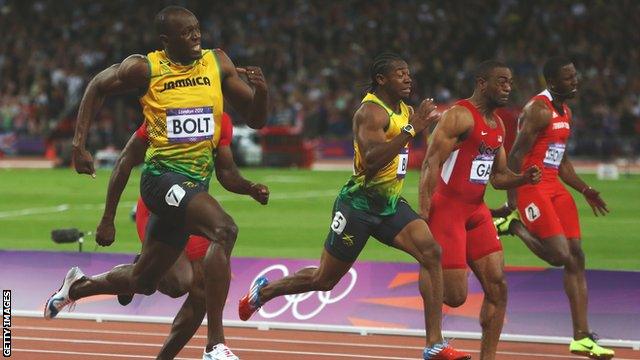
{"left": 203, "top": 343, "right": 240, "bottom": 360}
{"left": 44, "top": 266, "right": 85, "bottom": 319}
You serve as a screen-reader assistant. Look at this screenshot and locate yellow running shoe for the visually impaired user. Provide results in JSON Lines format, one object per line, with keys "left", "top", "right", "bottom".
{"left": 570, "top": 334, "right": 615, "bottom": 360}
{"left": 493, "top": 210, "right": 520, "bottom": 236}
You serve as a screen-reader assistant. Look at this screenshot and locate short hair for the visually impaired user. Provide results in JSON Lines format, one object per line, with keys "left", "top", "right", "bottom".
{"left": 474, "top": 60, "right": 509, "bottom": 80}
{"left": 543, "top": 56, "right": 573, "bottom": 82}
{"left": 154, "top": 6, "right": 190, "bottom": 36}
{"left": 369, "top": 52, "right": 405, "bottom": 90}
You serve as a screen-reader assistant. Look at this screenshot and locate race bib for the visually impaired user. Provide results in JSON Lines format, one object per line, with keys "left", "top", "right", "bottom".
{"left": 543, "top": 142, "right": 565, "bottom": 169}
{"left": 166, "top": 106, "right": 214, "bottom": 143}
{"left": 469, "top": 155, "right": 494, "bottom": 184}
{"left": 396, "top": 148, "right": 409, "bottom": 179}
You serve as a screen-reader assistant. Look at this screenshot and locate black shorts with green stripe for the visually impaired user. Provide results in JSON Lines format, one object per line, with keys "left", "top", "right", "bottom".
{"left": 324, "top": 196, "right": 421, "bottom": 262}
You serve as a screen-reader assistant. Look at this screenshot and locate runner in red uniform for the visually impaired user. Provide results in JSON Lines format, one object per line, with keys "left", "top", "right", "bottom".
{"left": 420, "top": 60, "right": 541, "bottom": 360}
{"left": 497, "top": 57, "right": 613, "bottom": 360}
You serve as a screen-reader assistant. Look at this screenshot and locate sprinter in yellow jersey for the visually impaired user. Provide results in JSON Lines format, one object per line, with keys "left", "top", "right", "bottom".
{"left": 238, "top": 53, "right": 470, "bottom": 360}
{"left": 46, "top": 6, "right": 268, "bottom": 360}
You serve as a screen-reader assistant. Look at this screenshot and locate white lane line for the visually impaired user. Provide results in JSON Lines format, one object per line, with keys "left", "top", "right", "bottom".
{"left": 12, "top": 349, "right": 196, "bottom": 359}
{"left": 16, "top": 326, "right": 638, "bottom": 360}
{"left": 15, "top": 338, "right": 416, "bottom": 360}
{"left": 0, "top": 204, "right": 70, "bottom": 219}
{"left": 0, "top": 189, "right": 338, "bottom": 219}
{"left": 14, "top": 327, "right": 421, "bottom": 350}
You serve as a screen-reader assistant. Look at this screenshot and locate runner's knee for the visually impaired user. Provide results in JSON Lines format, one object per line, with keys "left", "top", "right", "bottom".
{"left": 312, "top": 273, "right": 340, "bottom": 292}
{"left": 484, "top": 275, "right": 508, "bottom": 305}
{"left": 159, "top": 282, "right": 190, "bottom": 298}
{"left": 569, "top": 244, "right": 585, "bottom": 266}
{"left": 444, "top": 289, "right": 467, "bottom": 308}
{"left": 547, "top": 249, "right": 572, "bottom": 267}
{"left": 418, "top": 238, "right": 442, "bottom": 266}
{"left": 133, "top": 276, "right": 158, "bottom": 296}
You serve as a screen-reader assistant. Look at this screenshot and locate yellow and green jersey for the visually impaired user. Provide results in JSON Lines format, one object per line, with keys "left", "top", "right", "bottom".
{"left": 338, "top": 93, "right": 411, "bottom": 215}
{"left": 139, "top": 49, "right": 224, "bottom": 182}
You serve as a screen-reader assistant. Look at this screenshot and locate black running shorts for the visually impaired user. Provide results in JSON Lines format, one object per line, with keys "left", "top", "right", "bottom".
{"left": 324, "top": 197, "right": 421, "bottom": 262}
{"left": 140, "top": 170, "right": 208, "bottom": 249}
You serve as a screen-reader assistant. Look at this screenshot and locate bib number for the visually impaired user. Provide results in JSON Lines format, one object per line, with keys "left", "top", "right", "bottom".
{"left": 396, "top": 148, "right": 409, "bottom": 179}
{"left": 543, "top": 143, "right": 565, "bottom": 169}
{"left": 469, "top": 156, "right": 494, "bottom": 184}
{"left": 524, "top": 202, "right": 541, "bottom": 222}
{"left": 331, "top": 211, "right": 347, "bottom": 234}
{"left": 166, "top": 106, "right": 214, "bottom": 143}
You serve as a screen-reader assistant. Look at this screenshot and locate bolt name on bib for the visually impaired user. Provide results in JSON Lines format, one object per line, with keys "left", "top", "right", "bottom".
{"left": 166, "top": 106, "right": 215, "bottom": 143}
{"left": 160, "top": 76, "right": 211, "bottom": 93}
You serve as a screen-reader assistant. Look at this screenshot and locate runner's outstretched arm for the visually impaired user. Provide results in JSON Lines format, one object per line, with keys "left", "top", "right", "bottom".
{"left": 96, "top": 133, "right": 147, "bottom": 246}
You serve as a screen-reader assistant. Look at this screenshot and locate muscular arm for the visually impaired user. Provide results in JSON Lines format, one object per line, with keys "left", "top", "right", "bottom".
{"left": 96, "top": 134, "right": 147, "bottom": 246}
{"left": 355, "top": 104, "right": 413, "bottom": 180}
{"left": 505, "top": 99, "right": 550, "bottom": 207}
{"left": 215, "top": 146, "right": 269, "bottom": 204}
{"left": 559, "top": 149, "right": 609, "bottom": 216}
{"left": 102, "top": 135, "right": 147, "bottom": 221}
{"left": 558, "top": 153, "right": 588, "bottom": 192}
{"left": 489, "top": 146, "right": 540, "bottom": 190}
{"left": 72, "top": 55, "right": 149, "bottom": 175}
{"left": 215, "top": 146, "right": 255, "bottom": 194}
{"left": 216, "top": 49, "right": 268, "bottom": 129}
{"left": 419, "top": 106, "right": 472, "bottom": 217}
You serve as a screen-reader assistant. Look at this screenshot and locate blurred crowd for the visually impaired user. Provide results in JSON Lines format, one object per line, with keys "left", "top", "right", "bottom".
{"left": 1, "top": 0, "right": 639, "bottom": 160}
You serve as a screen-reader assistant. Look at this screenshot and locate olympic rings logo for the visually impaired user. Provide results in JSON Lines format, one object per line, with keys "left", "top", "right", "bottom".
{"left": 251, "top": 264, "right": 358, "bottom": 320}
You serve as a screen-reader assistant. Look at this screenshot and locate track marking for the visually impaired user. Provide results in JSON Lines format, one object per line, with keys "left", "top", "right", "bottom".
{"left": 15, "top": 338, "right": 417, "bottom": 359}
{"left": 13, "top": 349, "right": 196, "bottom": 359}
{"left": 0, "top": 204, "right": 70, "bottom": 219}
{"left": 18, "top": 326, "right": 636, "bottom": 359}
{"left": 0, "top": 190, "right": 338, "bottom": 219}
{"left": 14, "top": 325, "right": 422, "bottom": 349}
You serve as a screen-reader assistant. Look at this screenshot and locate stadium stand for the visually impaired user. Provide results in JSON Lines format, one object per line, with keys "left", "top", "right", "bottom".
{"left": 1, "top": 0, "right": 638, "bottom": 163}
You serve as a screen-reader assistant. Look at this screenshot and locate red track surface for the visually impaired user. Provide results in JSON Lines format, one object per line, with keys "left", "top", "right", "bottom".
{"left": 10, "top": 317, "right": 639, "bottom": 360}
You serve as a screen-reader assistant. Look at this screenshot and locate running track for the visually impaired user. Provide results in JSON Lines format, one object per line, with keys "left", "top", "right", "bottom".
{"left": 11, "top": 317, "right": 639, "bottom": 360}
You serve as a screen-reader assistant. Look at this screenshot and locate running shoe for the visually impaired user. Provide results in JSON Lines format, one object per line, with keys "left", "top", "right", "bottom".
{"left": 44, "top": 266, "right": 85, "bottom": 319}
{"left": 423, "top": 341, "right": 471, "bottom": 360}
{"left": 203, "top": 343, "right": 239, "bottom": 360}
{"left": 493, "top": 210, "right": 520, "bottom": 236}
{"left": 570, "top": 333, "right": 615, "bottom": 360}
{"left": 238, "top": 276, "right": 268, "bottom": 321}
{"left": 117, "top": 253, "right": 141, "bottom": 306}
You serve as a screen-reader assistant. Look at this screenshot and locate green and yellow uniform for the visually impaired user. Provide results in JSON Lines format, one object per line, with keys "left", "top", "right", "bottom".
{"left": 140, "top": 49, "right": 224, "bottom": 182}
{"left": 338, "top": 92, "right": 411, "bottom": 215}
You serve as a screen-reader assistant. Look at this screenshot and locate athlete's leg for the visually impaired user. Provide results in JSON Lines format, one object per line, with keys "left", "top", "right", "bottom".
{"left": 468, "top": 252, "right": 507, "bottom": 360}
{"left": 566, "top": 238, "right": 589, "bottom": 339}
{"left": 69, "top": 215, "right": 187, "bottom": 299}
{"left": 183, "top": 192, "right": 238, "bottom": 350}
{"left": 259, "top": 249, "right": 353, "bottom": 303}
{"left": 391, "top": 219, "right": 444, "bottom": 346}
{"left": 158, "top": 252, "right": 193, "bottom": 298}
{"left": 157, "top": 260, "right": 206, "bottom": 360}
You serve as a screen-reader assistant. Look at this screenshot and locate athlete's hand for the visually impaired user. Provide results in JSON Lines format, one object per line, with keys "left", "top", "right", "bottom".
{"left": 237, "top": 66, "right": 267, "bottom": 93}
{"left": 249, "top": 183, "right": 269, "bottom": 205}
{"left": 96, "top": 218, "right": 116, "bottom": 247}
{"left": 72, "top": 146, "right": 96, "bottom": 178}
{"left": 582, "top": 187, "right": 609, "bottom": 216}
{"left": 410, "top": 98, "right": 440, "bottom": 133}
{"left": 523, "top": 165, "right": 541, "bottom": 184}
